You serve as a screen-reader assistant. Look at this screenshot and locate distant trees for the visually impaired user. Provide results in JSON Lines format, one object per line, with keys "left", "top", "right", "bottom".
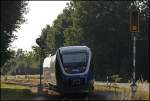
{"left": 36, "top": 1, "right": 149, "bottom": 81}
{"left": 134, "top": 0, "right": 149, "bottom": 82}
{"left": 1, "top": 48, "right": 40, "bottom": 75}
{"left": 1, "top": 1, "right": 28, "bottom": 67}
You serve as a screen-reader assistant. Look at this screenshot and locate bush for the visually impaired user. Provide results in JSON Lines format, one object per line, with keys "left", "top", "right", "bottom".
{"left": 111, "top": 74, "right": 122, "bottom": 83}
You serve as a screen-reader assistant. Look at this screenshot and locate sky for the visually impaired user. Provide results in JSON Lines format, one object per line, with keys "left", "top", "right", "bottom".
{"left": 10, "top": 1, "right": 70, "bottom": 52}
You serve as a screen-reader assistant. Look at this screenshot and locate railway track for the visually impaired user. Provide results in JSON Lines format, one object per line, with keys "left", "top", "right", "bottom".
{"left": 2, "top": 80, "right": 107, "bottom": 100}
{"left": 61, "top": 95, "right": 89, "bottom": 101}
{"left": 42, "top": 86, "right": 99, "bottom": 101}
{"left": 1, "top": 79, "right": 124, "bottom": 100}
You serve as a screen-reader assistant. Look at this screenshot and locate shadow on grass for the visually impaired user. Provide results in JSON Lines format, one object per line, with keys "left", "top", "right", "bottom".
{"left": 1, "top": 88, "right": 63, "bottom": 101}
{"left": 1, "top": 88, "right": 37, "bottom": 101}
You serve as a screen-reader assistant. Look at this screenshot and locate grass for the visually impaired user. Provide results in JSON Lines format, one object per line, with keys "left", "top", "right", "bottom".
{"left": 1, "top": 83, "right": 31, "bottom": 89}
{"left": 94, "top": 83, "right": 149, "bottom": 100}
{"left": 119, "top": 86, "right": 149, "bottom": 100}
{"left": 1, "top": 75, "right": 149, "bottom": 100}
{"left": 133, "top": 85, "right": 149, "bottom": 100}
{"left": 2, "top": 75, "right": 40, "bottom": 84}
{"left": 94, "top": 83, "right": 124, "bottom": 92}
{"left": 1, "top": 83, "right": 37, "bottom": 101}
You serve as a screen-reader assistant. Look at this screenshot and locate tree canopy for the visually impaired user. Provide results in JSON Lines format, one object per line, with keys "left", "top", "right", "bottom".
{"left": 1, "top": 1, "right": 149, "bottom": 82}
{"left": 1, "top": 48, "right": 40, "bottom": 75}
{"left": 37, "top": 1, "right": 149, "bottom": 81}
{"left": 1, "top": 1, "right": 28, "bottom": 67}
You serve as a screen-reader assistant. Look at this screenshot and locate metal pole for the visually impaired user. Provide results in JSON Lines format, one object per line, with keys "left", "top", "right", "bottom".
{"left": 133, "top": 33, "right": 136, "bottom": 84}
{"left": 39, "top": 48, "right": 43, "bottom": 93}
{"left": 40, "top": 48, "right": 42, "bottom": 87}
{"left": 130, "top": 33, "right": 138, "bottom": 100}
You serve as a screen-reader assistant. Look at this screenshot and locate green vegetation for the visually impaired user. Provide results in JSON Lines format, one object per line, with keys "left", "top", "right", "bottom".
{"left": 1, "top": 83, "right": 31, "bottom": 89}
{"left": 94, "top": 83, "right": 149, "bottom": 100}
{"left": 2, "top": 75, "right": 40, "bottom": 84}
{"left": 1, "top": 83, "right": 36, "bottom": 101}
{"left": 1, "top": 49, "right": 40, "bottom": 75}
{"left": 37, "top": 1, "right": 149, "bottom": 81}
{"left": 1, "top": 1, "right": 28, "bottom": 67}
{"left": 111, "top": 74, "right": 123, "bottom": 83}
{"left": 94, "top": 83, "right": 126, "bottom": 93}
{"left": 1, "top": 1, "right": 149, "bottom": 82}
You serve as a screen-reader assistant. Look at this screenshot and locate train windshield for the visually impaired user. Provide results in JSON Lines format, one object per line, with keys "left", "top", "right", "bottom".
{"left": 62, "top": 53, "right": 88, "bottom": 74}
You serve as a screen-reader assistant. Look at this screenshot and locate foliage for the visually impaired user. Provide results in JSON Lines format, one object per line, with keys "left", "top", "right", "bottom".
{"left": 111, "top": 74, "right": 122, "bottom": 83}
{"left": 36, "top": 1, "right": 149, "bottom": 81}
{"left": 1, "top": 83, "right": 36, "bottom": 101}
{"left": 1, "top": 49, "right": 40, "bottom": 75}
{"left": 1, "top": 1, "right": 28, "bottom": 67}
{"left": 1, "top": 1, "right": 149, "bottom": 82}
{"left": 1, "top": 83, "right": 31, "bottom": 89}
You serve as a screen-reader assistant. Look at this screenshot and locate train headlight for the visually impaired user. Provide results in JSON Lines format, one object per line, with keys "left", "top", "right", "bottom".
{"left": 82, "top": 66, "right": 86, "bottom": 69}
{"left": 64, "top": 67, "right": 69, "bottom": 71}
{"left": 81, "top": 66, "right": 86, "bottom": 71}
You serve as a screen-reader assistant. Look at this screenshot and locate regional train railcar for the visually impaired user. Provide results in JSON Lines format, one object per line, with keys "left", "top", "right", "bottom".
{"left": 55, "top": 46, "right": 95, "bottom": 94}
{"left": 43, "top": 46, "right": 95, "bottom": 94}
{"left": 43, "top": 54, "right": 56, "bottom": 86}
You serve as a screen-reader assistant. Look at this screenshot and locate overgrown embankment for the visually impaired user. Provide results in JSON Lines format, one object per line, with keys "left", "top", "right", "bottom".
{"left": 94, "top": 82, "right": 149, "bottom": 100}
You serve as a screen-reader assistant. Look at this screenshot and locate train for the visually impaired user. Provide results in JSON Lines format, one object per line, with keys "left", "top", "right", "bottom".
{"left": 43, "top": 46, "right": 95, "bottom": 94}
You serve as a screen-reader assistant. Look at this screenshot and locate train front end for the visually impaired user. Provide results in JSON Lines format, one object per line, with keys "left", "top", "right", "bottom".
{"left": 55, "top": 46, "right": 94, "bottom": 94}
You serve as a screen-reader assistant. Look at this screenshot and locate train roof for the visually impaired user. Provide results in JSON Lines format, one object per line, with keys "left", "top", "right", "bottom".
{"left": 59, "top": 46, "right": 90, "bottom": 54}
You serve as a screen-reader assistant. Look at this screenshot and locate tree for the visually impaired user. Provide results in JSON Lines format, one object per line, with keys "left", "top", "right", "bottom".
{"left": 72, "top": 1, "right": 134, "bottom": 80}
{"left": 133, "top": 0, "right": 149, "bottom": 81}
{"left": 37, "top": 1, "right": 149, "bottom": 81}
{"left": 1, "top": 1, "right": 28, "bottom": 67}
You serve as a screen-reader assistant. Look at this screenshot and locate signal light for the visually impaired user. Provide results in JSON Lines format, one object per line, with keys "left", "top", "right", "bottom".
{"left": 130, "top": 9, "right": 139, "bottom": 32}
